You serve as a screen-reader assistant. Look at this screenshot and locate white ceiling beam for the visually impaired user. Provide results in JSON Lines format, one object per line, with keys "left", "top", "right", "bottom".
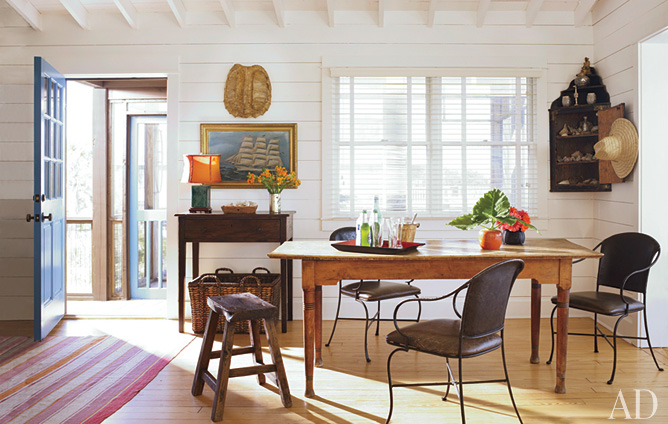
{"left": 4, "top": 0, "right": 41, "bottom": 30}
{"left": 477, "top": 0, "right": 491, "bottom": 28}
{"left": 525, "top": 0, "right": 544, "bottom": 27}
{"left": 574, "top": 0, "right": 597, "bottom": 27}
{"left": 58, "top": 0, "right": 89, "bottom": 29}
{"left": 113, "top": 0, "right": 138, "bottom": 28}
{"left": 167, "top": 0, "right": 186, "bottom": 28}
{"left": 427, "top": 0, "right": 437, "bottom": 28}
{"left": 272, "top": 0, "right": 285, "bottom": 27}
{"left": 326, "top": 0, "right": 335, "bottom": 27}
{"left": 219, "top": 0, "right": 235, "bottom": 27}
{"left": 379, "top": 0, "right": 385, "bottom": 27}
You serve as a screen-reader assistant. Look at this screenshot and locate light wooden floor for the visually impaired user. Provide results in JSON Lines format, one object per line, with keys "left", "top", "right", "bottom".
{"left": 31, "top": 318, "right": 668, "bottom": 423}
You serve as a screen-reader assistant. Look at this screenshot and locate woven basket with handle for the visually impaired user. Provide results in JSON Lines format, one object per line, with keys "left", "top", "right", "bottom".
{"left": 188, "top": 267, "right": 280, "bottom": 333}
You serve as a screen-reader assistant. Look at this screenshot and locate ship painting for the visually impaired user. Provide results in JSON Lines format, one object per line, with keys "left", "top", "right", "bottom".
{"left": 202, "top": 124, "right": 295, "bottom": 186}
{"left": 225, "top": 135, "right": 283, "bottom": 171}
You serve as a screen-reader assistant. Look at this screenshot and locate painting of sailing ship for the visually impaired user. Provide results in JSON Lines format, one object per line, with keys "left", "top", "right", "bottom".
{"left": 200, "top": 123, "right": 297, "bottom": 188}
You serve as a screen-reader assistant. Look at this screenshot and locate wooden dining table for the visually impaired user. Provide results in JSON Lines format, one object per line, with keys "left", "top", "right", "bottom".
{"left": 268, "top": 238, "right": 602, "bottom": 397}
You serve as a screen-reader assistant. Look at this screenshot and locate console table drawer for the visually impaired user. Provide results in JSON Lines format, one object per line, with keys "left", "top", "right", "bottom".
{"left": 186, "top": 219, "right": 281, "bottom": 242}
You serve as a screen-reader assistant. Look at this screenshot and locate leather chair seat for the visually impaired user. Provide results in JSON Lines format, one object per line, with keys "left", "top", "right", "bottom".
{"left": 386, "top": 319, "right": 502, "bottom": 358}
{"left": 550, "top": 291, "right": 644, "bottom": 316}
{"left": 341, "top": 280, "right": 421, "bottom": 301}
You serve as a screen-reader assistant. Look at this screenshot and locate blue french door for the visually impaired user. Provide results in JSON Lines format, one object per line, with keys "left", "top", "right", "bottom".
{"left": 33, "top": 57, "right": 66, "bottom": 341}
{"left": 128, "top": 115, "right": 167, "bottom": 299}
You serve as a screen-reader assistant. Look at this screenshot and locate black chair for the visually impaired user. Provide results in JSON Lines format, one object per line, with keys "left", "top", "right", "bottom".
{"left": 385, "top": 259, "right": 525, "bottom": 424}
{"left": 546, "top": 232, "right": 664, "bottom": 384}
{"left": 326, "top": 226, "right": 422, "bottom": 362}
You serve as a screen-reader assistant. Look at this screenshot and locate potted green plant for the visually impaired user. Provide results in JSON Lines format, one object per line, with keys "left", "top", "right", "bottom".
{"left": 447, "top": 189, "right": 537, "bottom": 250}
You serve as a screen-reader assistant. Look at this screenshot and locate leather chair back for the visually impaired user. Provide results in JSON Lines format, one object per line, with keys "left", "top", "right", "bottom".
{"left": 461, "top": 259, "right": 524, "bottom": 340}
{"left": 597, "top": 232, "right": 660, "bottom": 294}
{"left": 330, "top": 227, "right": 356, "bottom": 241}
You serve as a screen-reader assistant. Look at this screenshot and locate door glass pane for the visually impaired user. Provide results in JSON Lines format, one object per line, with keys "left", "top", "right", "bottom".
{"left": 66, "top": 223, "right": 92, "bottom": 294}
{"left": 66, "top": 82, "right": 94, "bottom": 218}
{"left": 113, "top": 221, "right": 123, "bottom": 294}
{"left": 110, "top": 103, "right": 126, "bottom": 218}
{"left": 137, "top": 221, "right": 146, "bottom": 288}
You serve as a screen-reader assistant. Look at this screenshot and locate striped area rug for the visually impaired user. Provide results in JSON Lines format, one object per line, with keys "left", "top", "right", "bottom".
{"left": 0, "top": 335, "right": 193, "bottom": 424}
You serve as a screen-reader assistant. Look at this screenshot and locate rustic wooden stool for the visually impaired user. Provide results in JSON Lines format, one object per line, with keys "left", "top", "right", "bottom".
{"left": 191, "top": 293, "right": 292, "bottom": 422}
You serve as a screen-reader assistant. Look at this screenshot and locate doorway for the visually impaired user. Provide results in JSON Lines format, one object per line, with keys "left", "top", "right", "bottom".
{"left": 639, "top": 27, "right": 668, "bottom": 347}
{"left": 65, "top": 79, "right": 168, "bottom": 317}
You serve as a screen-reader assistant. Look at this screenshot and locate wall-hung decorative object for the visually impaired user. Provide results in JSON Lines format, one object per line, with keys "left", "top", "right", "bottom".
{"left": 594, "top": 118, "right": 638, "bottom": 179}
{"left": 200, "top": 123, "right": 297, "bottom": 188}
{"left": 224, "top": 64, "right": 272, "bottom": 118}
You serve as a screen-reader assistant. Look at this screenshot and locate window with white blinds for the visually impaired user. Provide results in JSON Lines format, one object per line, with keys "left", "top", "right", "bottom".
{"left": 324, "top": 75, "right": 538, "bottom": 219}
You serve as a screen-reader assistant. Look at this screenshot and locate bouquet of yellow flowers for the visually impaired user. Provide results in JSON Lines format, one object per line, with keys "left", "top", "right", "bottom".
{"left": 247, "top": 166, "right": 301, "bottom": 194}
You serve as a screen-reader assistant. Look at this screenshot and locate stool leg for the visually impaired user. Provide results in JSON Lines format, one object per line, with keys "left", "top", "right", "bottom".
{"left": 264, "top": 318, "right": 292, "bottom": 408}
{"left": 249, "top": 319, "right": 267, "bottom": 385}
{"left": 211, "top": 321, "right": 236, "bottom": 422}
{"left": 192, "top": 310, "right": 220, "bottom": 396}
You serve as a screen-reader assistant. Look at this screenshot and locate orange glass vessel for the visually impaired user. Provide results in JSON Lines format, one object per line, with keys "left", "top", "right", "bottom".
{"left": 478, "top": 229, "right": 502, "bottom": 250}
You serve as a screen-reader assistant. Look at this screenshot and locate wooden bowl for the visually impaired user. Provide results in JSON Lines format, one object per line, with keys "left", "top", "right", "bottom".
{"left": 221, "top": 205, "right": 258, "bottom": 214}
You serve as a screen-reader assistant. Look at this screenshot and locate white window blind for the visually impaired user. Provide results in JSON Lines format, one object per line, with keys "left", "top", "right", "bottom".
{"left": 324, "top": 75, "right": 538, "bottom": 219}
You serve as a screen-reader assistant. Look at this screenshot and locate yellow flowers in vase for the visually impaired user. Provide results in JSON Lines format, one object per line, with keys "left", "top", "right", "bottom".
{"left": 247, "top": 166, "right": 300, "bottom": 213}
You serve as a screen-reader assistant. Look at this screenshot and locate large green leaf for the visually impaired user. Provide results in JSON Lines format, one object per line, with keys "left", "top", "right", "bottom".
{"left": 447, "top": 214, "right": 479, "bottom": 230}
{"left": 471, "top": 188, "right": 510, "bottom": 222}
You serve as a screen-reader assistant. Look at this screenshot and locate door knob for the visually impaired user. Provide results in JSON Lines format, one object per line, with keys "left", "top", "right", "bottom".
{"left": 41, "top": 213, "right": 52, "bottom": 222}
{"left": 26, "top": 214, "right": 40, "bottom": 222}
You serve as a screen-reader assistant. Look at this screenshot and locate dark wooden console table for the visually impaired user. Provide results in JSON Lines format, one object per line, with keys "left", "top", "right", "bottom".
{"left": 177, "top": 211, "right": 294, "bottom": 333}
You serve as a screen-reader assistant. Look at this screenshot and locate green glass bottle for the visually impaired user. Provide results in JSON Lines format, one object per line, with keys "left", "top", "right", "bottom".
{"left": 360, "top": 210, "right": 370, "bottom": 247}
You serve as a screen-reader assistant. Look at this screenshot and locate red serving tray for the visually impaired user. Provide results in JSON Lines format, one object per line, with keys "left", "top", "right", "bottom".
{"left": 331, "top": 240, "right": 425, "bottom": 255}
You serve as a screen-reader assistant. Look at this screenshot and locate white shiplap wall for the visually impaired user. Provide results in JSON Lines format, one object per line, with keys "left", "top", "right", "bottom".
{"left": 0, "top": 3, "right": 603, "bottom": 324}
{"left": 591, "top": 0, "right": 668, "bottom": 344}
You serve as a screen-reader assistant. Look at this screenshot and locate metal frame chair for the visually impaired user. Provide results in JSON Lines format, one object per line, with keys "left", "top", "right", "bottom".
{"left": 326, "top": 226, "right": 422, "bottom": 362}
{"left": 546, "top": 232, "right": 664, "bottom": 384}
{"left": 385, "top": 259, "right": 525, "bottom": 424}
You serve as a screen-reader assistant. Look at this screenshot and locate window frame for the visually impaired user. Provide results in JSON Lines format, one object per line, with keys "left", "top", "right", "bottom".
{"left": 321, "top": 66, "right": 549, "bottom": 229}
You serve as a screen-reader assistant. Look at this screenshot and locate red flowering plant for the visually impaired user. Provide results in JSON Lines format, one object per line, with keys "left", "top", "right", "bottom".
{"left": 497, "top": 207, "right": 532, "bottom": 232}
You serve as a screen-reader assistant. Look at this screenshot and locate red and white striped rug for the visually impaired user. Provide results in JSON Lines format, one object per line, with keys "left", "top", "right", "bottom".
{"left": 0, "top": 335, "right": 193, "bottom": 424}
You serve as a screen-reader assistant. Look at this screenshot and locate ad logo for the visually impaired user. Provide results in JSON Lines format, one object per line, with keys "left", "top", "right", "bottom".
{"left": 609, "top": 389, "right": 658, "bottom": 420}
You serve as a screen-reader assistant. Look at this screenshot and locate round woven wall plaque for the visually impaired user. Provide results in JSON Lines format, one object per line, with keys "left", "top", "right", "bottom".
{"left": 224, "top": 64, "right": 272, "bottom": 118}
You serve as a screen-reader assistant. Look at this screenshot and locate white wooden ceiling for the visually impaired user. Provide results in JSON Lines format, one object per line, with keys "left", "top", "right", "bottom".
{"left": 4, "top": 0, "right": 599, "bottom": 31}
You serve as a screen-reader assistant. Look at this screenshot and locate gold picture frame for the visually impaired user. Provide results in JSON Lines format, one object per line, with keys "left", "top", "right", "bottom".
{"left": 200, "top": 123, "right": 297, "bottom": 188}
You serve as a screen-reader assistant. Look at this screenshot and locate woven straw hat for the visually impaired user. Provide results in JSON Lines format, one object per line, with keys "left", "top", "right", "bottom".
{"left": 594, "top": 118, "right": 638, "bottom": 179}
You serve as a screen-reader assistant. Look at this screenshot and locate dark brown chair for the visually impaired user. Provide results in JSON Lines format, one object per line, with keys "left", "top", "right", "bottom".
{"left": 326, "top": 226, "right": 422, "bottom": 362}
{"left": 385, "top": 259, "right": 525, "bottom": 424}
{"left": 546, "top": 232, "right": 664, "bottom": 384}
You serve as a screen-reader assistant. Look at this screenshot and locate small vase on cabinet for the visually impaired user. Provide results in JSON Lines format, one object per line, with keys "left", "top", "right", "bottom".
{"left": 269, "top": 193, "right": 281, "bottom": 213}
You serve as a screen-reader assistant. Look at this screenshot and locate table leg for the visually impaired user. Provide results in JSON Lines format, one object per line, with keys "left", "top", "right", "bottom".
{"left": 287, "top": 258, "right": 294, "bottom": 321}
{"left": 192, "top": 242, "right": 200, "bottom": 278}
{"left": 555, "top": 285, "right": 570, "bottom": 394}
{"left": 280, "top": 258, "right": 288, "bottom": 333}
{"left": 315, "top": 286, "right": 323, "bottom": 367}
{"left": 530, "top": 279, "right": 541, "bottom": 364}
{"left": 302, "top": 261, "right": 316, "bottom": 398}
{"left": 178, "top": 235, "right": 186, "bottom": 333}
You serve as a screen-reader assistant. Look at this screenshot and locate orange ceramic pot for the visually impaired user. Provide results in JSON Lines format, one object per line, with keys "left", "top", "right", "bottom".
{"left": 478, "top": 229, "right": 502, "bottom": 250}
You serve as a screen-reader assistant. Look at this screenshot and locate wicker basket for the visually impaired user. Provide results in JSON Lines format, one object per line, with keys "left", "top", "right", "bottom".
{"left": 188, "top": 267, "right": 280, "bottom": 333}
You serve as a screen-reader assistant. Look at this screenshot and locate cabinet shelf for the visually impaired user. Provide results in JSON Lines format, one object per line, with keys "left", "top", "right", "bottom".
{"left": 556, "top": 160, "right": 598, "bottom": 166}
{"left": 556, "top": 134, "right": 598, "bottom": 140}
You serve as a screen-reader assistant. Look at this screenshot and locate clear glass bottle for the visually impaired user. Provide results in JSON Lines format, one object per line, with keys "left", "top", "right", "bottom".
{"left": 355, "top": 211, "right": 363, "bottom": 245}
{"left": 372, "top": 195, "right": 382, "bottom": 247}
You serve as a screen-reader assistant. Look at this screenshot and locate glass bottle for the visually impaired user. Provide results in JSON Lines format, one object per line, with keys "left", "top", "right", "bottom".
{"left": 372, "top": 196, "right": 382, "bottom": 247}
{"left": 360, "top": 210, "right": 370, "bottom": 247}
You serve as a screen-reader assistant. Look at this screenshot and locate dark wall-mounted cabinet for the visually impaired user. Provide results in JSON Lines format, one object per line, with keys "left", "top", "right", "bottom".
{"left": 548, "top": 66, "right": 623, "bottom": 192}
